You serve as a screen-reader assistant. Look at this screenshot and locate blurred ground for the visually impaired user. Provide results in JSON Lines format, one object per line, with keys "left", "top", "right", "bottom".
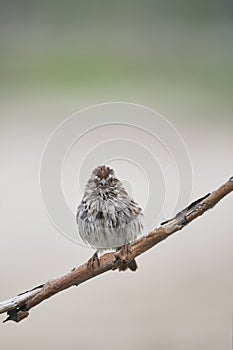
{"left": 0, "top": 2, "right": 233, "bottom": 349}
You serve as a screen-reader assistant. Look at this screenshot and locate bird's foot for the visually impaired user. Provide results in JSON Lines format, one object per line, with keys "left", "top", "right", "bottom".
{"left": 113, "top": 243, "right": 137, "bottom": 271}
{"left": 115, "top": 243, "right": 131, "bottom": 263}
{"left": 87, "top": 251, "right": 100, "bottom": 269}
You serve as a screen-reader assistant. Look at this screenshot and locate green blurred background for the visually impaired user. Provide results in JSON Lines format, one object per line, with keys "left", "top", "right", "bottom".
{"left": 0, "top": 1, "right": 232, "bottom": 349}
{"left": 1, "top": 0, "right": 233, "bottom": 114}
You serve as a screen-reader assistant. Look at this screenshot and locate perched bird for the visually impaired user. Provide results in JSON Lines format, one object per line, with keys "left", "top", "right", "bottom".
{"left": 76, "top": 165, "right": 143, "bottom": 271}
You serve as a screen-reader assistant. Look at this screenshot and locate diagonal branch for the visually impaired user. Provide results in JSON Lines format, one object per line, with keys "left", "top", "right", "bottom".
{"left": 1, "top": 177, "right": 233, "bottom": 323}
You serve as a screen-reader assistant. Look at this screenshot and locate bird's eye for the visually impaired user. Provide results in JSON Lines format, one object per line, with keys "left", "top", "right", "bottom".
{"left": 94, "top": 176, "right": 99, "bottom": 183}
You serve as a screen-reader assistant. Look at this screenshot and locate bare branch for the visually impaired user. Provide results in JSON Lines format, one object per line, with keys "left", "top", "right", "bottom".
{"left": 1, "top": 177, "right": 233, "bottom": 323}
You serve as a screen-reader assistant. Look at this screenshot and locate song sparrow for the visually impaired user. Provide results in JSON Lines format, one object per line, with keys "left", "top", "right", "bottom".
{"left": 76, "top": 165, "right": 143, "bottom": 271}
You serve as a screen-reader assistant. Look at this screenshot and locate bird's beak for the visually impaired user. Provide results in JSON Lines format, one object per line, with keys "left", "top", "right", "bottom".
{"left": 100, "top": 178, "right": 107, "bottom": 186}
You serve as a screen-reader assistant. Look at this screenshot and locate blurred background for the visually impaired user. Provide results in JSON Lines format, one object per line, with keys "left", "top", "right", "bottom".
{"left": 0, "top": 1, "right": 233, "bottom": 349}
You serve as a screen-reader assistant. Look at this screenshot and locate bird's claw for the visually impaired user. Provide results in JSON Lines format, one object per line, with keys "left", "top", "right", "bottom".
{"left": 113, "top": 243, "right": 131, "bottom": 269}
{"left": 87, "top": 251, "right": 100, "bottom": 269}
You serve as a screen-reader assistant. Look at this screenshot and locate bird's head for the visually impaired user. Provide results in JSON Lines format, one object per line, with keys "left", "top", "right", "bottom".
{"left": 91, "top": 165, "right": 117, "bottom": 190}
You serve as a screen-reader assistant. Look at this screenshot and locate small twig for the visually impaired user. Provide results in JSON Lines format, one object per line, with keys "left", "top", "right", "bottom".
{"left": 1, "top": 177, "right": 233, "bottom": 323}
